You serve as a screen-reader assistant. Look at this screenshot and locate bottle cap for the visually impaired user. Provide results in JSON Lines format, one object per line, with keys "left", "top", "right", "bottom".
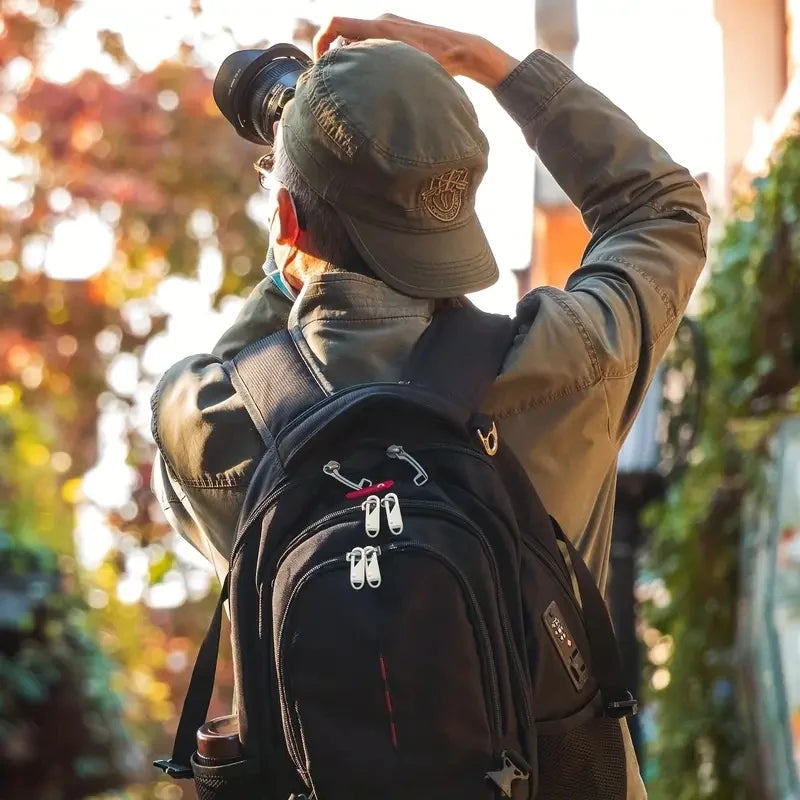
{"left": 196, "top": 715, "right": 241, "bottom": 763}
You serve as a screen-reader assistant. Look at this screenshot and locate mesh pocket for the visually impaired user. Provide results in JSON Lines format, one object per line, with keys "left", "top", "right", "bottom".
{"left": 536, "top": 716, "right": 627, "bottom": 800}
{"left": 191, "top": 754, "right": 267, "bottom": 800}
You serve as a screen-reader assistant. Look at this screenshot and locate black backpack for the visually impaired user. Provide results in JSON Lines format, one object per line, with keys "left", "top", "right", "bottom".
{"left": 155, "top": 306, "right": 637, "bottom": 800}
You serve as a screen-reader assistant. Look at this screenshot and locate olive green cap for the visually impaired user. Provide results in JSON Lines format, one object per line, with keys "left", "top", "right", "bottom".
{"left": 279, "top": 39, "right": 498, "bottom": 298}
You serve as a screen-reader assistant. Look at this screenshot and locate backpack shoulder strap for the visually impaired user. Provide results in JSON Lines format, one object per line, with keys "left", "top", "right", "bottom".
{"left": 228, "top": 306, "right": 516, "bottom": 448}
{"left": 226, "top": 328, "right": 327, "bottom": 449}
{"left": 405, "top": 304, "right": 516, "bottom": 412}
{"left": 154, "top": 574, "right": 229, "bottom": 777}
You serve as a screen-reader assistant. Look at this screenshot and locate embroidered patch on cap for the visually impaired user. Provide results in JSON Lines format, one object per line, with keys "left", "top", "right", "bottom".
{"left": 421, "top": 168, "right": 470, "bottom": 222}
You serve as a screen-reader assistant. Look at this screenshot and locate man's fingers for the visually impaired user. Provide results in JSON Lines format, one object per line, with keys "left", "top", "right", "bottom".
{"left": 314, "top": 16, "right": 372, "bottom": 60}
{"left": 312, "top": 19, "right": 340, "bottom": 61}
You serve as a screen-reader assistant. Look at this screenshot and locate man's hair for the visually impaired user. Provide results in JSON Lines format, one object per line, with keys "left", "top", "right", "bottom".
{"left": 273, "top": 144, "right": 372, "bottom": 275}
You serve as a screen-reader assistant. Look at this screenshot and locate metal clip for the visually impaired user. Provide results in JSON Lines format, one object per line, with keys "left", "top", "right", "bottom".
{"left": 386, "top": 444, "right": 428, "bottom": 486}
{"left": 346, "top": 547, "right": 366, "bottom": 590}
{"left": 382, "top": 493, "right": 404, "bottom": 535}
{"left": 362, "top": 495, "right": 381, "bottom": 537}
{"left": 323, "top": 460, "right": 372, "bottom": 491}
{"left": 477, "top": 421, "right": 499, "bottom": 456}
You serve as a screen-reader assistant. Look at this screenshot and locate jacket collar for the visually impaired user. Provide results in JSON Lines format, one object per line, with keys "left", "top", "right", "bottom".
{"left": 287, "top": 271, "right": 435, "bottom": 390}
{"left": 289, "top": 271, "right": 435, "bottom": 329}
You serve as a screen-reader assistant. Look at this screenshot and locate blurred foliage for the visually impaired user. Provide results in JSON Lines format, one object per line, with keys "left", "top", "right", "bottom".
{"left": 643, "top": 124, "right": 800, "bottom": 798}
{"left": 1, "top": 0, "right": 267, "bottom": 796}
{"left": 0, "top": 532, "right": 130, "bottom": 798}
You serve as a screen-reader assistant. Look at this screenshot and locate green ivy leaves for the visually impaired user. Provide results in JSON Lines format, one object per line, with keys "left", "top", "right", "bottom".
{"left": 643, "top": 125, "right": 800, "bottom": 798}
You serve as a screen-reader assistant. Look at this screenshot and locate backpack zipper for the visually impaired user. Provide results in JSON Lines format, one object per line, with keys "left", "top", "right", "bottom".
{"left": 275, "top": 556, "right": 347, "bottom": 772}
{"left": 268, "top": 499, "right": 533, "bottom": 725}
{"left": 278, "top": 383, "right": 462, "bottom": 463}
{"left": 272, "top": 507, "right": 361, "bottom": 582}
{"left": 411, "top": 502, "right": 533, "bottom": 727}
{"left": 346, "top": 547, "right": 367, "bottom": 589}
{"left": 363, "top": 545, "right": 382, "bottom": 588}
{"left": 276, "top": 544, "right": 503, "bottom": 773}
{"left": 236, "top": 440, "right": 490, "bottom": 569}
{"left": 232, "top": 480, "right": 293, "bottom": 564}
{"left": 386, "top": 444, "right": 429, "bottom": 485}
{"left": 362, "top": 495, "right": 381, "bottom": 537}
{"left": 380, "top": 541, "right": 503, "bottom": 738}
{"left": 381, "top": 492, "right": 404, "bottom": 534}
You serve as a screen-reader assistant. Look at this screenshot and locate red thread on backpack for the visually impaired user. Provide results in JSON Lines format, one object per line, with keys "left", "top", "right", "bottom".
{"left": 379, "top": 654, "right": 398, "bottom": 750}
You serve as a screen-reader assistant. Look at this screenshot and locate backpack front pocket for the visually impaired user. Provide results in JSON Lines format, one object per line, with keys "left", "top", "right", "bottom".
{"left": 274, "top": 546, "right": 504, "bottom": 800}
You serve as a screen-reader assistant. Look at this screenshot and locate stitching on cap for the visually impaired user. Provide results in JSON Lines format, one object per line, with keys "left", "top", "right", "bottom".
{"left": 303, "top": 51, "right": 363, "bottom": 160}
{"left": 315, "top": 50, "right": 484, "bottom": 166}
{"left": 339, "top": 208, "right": 478, "bottom": 233}
{"left": 368, "top": 139, "right": 485, "bottom": 166}
{"left": 347, "top": 217, "right": 493, "bottom": 267}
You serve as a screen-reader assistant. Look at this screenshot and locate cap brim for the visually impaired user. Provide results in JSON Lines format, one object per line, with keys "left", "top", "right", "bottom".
{"left": 336, "top": 210, "right": 499, "bottom": 299}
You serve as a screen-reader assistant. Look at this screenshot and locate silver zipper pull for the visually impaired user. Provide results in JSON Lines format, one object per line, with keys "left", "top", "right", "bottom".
{"left": 386, "top": 444, "right": 428, "bottom": 486}
{"left": 364, "top": 546, "right": 382, "bottom": 588}
{"left": 323, "top": 460, "right": 372, "bottom": 491}
{"left": 346, "top": 547, "right": 366, "bottom": 590}
{"left": 361, "top": 495, "right": 381, "bottom": 537}
{"left": 382, "top": 493, "right": 404, "bottom": 535}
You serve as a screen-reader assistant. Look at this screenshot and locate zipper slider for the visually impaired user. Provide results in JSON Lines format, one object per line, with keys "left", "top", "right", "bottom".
{"left": 364, "top": 546, "right": 381, "bottom": 588}
{"left": 386, "top": 444, "right": 428, "bottom": 486}
{"left": 382, "top": 493, "right": 404, "bottom": 535}
{"left": 323, "top": 460, "right": 372, "bottom": 491}
{"left": 346, "top": 547, "right": 366, "bottom": 590}
{"left": 361, "top": 495, "right": 381, "bottom": 537}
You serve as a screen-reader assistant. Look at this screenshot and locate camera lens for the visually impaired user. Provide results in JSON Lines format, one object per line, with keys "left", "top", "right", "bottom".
{"left": 213, "top": 44, "right": 312, "bottom": 147}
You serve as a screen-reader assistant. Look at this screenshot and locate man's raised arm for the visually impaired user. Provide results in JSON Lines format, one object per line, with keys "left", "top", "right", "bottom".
{"left": 492, "top": 48, "right": 708, "bottom": 438}
{"left": 315, "top": 15, "right": 709, "bottom": 439}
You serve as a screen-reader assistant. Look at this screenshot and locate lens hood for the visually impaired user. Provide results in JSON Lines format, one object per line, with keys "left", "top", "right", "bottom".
{"left": 213, "top": 43, "right": 312, "bottom": 144}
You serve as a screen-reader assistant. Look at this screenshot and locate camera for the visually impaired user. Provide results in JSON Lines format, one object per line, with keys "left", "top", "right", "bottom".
{"left": 213, "top": 44, "right": 313, "bottom": 147}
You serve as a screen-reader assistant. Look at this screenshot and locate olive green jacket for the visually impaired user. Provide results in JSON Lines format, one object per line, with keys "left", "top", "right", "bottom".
{"left": 150, "top": 50, "right": 709, "bottom": 799}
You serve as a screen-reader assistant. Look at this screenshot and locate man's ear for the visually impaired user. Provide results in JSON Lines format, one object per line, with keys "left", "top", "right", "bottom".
{"left": 274, "top": 186, "right": 300, "bottom": 246}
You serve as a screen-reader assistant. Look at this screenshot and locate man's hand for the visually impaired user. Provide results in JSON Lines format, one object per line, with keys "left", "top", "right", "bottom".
{"left": 313, "top": 14, "right": 519, "bottom": 90}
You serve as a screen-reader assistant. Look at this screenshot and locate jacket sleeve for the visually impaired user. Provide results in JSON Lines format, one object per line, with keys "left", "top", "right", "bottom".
{"left": 491, "top": 50, "right": 709, "bottom": 441}
{"left": 149, "top": 277, "right": 291, "bottom": 557}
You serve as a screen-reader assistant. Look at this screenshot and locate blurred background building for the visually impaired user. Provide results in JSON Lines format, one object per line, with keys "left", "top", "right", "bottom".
{"left": 520, "top": 0, "right": 799, "bottom": 295}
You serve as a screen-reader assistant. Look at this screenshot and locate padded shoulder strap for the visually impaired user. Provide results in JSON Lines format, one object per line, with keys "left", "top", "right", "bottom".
{"left": 226, "top": 329, "right": 326, "bottom": 449}
{"left": 405, "top": 305, "right": 516, "bottom": 412}
{"left": 229, "top": 307, "right": 515, "bottom": 447}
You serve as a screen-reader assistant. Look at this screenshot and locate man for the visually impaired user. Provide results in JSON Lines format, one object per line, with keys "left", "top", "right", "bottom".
{"left": 151, "top": 15, "right": 708, "bottom": 798}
